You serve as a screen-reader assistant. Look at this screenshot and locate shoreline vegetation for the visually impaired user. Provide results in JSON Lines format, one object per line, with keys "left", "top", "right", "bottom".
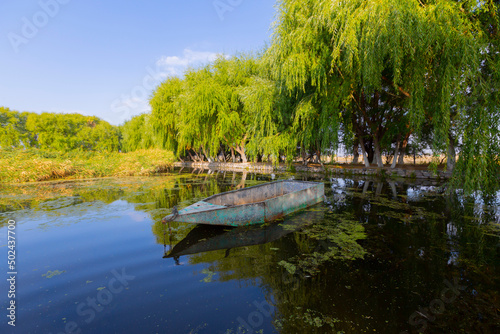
{"left": 173, "top": 160, "right": 452, "bottom": 181}
{"left": 0, "top": 147, "right": 451, "bottom": 184}
{"left": 0, "top": 149, "right": 174, "bottom": 183}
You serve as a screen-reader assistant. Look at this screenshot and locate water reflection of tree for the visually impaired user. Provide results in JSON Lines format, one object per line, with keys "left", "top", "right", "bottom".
{"left": 165, "top": 183, "right": 369, "bottom": 332}
{"left": 1, "top": 172, "right": 228, "bottom": 226}
{"left": 159, "top": 176, "right": 499, "bottom": 333}
{"left": 2, "top": 171, "right": 498, "bottom": 332}
{"left": 345, "top": 180, "right": 500, "bottom": 332}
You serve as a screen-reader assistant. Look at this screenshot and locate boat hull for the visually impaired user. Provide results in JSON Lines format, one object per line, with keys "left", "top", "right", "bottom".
{"left": 165, "top": 207, "right": 326, "bottom": 258}
{"left": 163, "top": 180, "right": 325, "bottom": 226}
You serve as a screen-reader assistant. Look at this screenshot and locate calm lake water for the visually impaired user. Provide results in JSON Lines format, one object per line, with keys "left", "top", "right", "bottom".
{"left": 0, "top": 169, "right": 499, "bottom": 334}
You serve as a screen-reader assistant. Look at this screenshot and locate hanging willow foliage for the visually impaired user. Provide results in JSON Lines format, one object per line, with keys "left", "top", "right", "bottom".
{"left": 146, "top": 0, "right": 499, "bottom": 193}
{"left": 149, "top": 77, "right": 184, "bottom": 153}
{"left": 149, "top": 55, "right": 262, "bottom": 162}
{"left": 269, "top": 0, "right": 499, "bottom": 192}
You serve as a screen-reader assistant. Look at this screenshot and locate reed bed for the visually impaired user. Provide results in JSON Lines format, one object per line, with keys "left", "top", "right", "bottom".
{"left": 0, "top": 148, "right": 175, "bottom": 183}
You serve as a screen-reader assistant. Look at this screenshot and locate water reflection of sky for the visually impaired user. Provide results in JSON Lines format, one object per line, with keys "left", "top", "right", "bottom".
{"left": 0, "top": 172, "right": 498, "bottom": 333}
{"left": 496, "top": 191, "right": 500, "bottom": 223}
{"left": 406, "top": 186, "right": 438, "bottom": 201}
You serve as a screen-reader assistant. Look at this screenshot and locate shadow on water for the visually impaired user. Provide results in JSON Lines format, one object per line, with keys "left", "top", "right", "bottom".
{"left": 0, "top": 168, "right": 499, "bottom": 333}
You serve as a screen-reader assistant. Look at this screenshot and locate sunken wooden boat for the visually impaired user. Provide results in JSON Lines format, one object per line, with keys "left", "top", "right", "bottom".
{"left": 162, "top": 180, "right": 325, "bottom": 226}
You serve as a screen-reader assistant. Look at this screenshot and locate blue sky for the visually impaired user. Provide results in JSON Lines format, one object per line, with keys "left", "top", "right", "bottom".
{"left": 0, "top": 0, "right": 276, "bottom": 125}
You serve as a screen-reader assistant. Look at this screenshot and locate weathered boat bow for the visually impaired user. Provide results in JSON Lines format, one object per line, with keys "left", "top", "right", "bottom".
{"left": 162, "top": 180, "right": 325, "bottom": 227}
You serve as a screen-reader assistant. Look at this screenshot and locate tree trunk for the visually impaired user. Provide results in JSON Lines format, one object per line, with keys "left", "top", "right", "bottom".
{"left": 447, "top": 134, "right": 456, "bottom": 172}
{"left": 234, "top": 135, "right": 248, "bottom": 163}
{"left": 230, "top": 147, "right": 236, "bottom": 163}
{"left": 198, "top": 148, "right": 205, "bottom": 162}
{"left": 366, "top": 140, "right": 375, "bottom": 164}
{"left": 391, "top": 136, "right": 401, "bottom": 169}
{"left": 202, "top": 147, "right": 213, "bottom": 163}
{"left": 234, "top": 145, "right": 247, "bottom": 163}
{"left": 358, "top": 135, "right": 371, "bottom": 167}
{"left": 315, "top": 150, "right": 321, "bottom": 164}
{"left": 301, "top": 146, "right": 308, "bottom": 166}
{"left": 398, "top": 136, "right": 409, "bottom": 165}
{"left": 373, "top": 136, "right": 384, "bottom": 168}
{"left": 193, "top": 149, "right": 203, "bottom": 162}
{"left": 315, "top": 149, "right": 325, "bottom": 169}
{"left": 352, "top": 141, "right": 359, "bottom": 164}
{"left": 363, "top": 180, "right": 371, "bottom": 193}
{"left": 388, "top": 181, "right": 397, "bottom": 198}
{"left": 218, "top": 148, "right": 225, "bottom": 162}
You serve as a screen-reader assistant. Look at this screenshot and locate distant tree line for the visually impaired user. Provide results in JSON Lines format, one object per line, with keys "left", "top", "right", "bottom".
{"left": 0, "top": 107, "right": 120, "bottom": 152}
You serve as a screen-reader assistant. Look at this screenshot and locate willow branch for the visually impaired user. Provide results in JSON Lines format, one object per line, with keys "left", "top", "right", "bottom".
{"left": 382, "top": 76, "right": 411, "bottom": 98}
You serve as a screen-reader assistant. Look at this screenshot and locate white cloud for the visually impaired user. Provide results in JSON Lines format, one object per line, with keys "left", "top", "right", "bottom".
{"left": 110, "top": 49, "right": 224, "bottom": 124}
{"left": 111, "top": 97, "right": 151, "bottom": 124}
{"left": 156, "top": 49, "right": 220, "bottom": 76}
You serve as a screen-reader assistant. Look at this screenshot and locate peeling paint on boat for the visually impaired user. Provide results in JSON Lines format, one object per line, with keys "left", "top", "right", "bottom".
{"left": 162, "top": 180, "right": 325, "bottom": 226}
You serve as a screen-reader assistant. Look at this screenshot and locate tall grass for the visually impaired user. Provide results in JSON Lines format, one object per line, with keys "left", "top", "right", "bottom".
{"left": 0, "top": 148, "right": 175, "bottom": 183}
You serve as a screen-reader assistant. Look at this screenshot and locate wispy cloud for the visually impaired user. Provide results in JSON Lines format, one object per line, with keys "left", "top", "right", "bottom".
{"left": 110, "top": 49, "right": 224, "bottom": 124}
{"left": 156, "top": 49, "right": 220, "bottom": 76}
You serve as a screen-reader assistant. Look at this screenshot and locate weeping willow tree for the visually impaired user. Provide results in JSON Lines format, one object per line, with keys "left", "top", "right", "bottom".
{"left": 149, "top": 76, "right": 184, "bottom": 153}
{"left": 238, "top": 62, "right": 296, "bottom": 162}
{"left": 450, "top": 0, "right": 500, "bottom": 193}
{"left": 269, "top": 0, "right": 499, "bottom": 191}
{"left": 240, "top": 56, "right": 343, "bottom": 165}
{"left": 120, "top": 113, "right": 160, "bottom": 152}
{"left": 150, "top": 55, "right": 261, "bottom": 162}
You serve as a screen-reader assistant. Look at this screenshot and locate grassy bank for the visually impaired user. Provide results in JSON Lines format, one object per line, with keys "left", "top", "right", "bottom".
{"left": 0, "top": 148, "right": 175, "bottom": 183}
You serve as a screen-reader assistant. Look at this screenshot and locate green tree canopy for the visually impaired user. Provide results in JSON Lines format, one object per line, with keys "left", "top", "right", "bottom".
{"left": 120, "top": 113, "right": 159, "bottom": 152}
{"left": 25, "top": 112, "right": 120, "bottom": 152}
{"left": 150, "top": 55, "right": 261, "bottom": 162}
{"left": 268, "top": 0, "right": 499, "bottom": 191}
{"left": 0, "top": 107, "right": 33, "bottom": 148}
